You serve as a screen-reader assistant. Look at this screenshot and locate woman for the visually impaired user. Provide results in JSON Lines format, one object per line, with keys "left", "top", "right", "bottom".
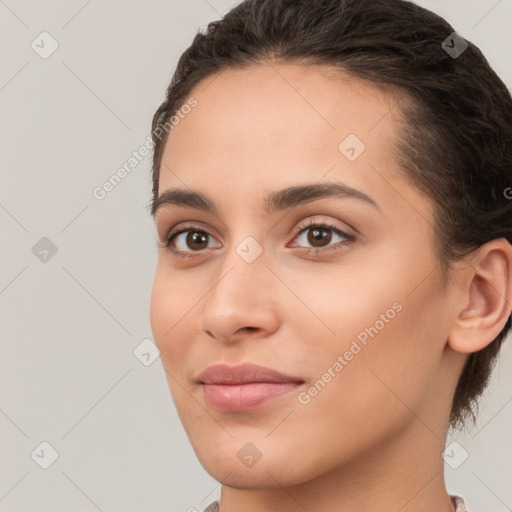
{"left": 147, "top": 1, "right": 512, "bottom": 511}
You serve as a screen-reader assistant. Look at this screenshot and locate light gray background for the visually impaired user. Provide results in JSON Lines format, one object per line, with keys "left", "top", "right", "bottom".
{"left": 1, "top": 1, "right": 511, "bottom": 511}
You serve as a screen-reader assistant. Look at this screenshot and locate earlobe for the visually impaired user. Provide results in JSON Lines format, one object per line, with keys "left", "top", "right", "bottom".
{"left": 448, "top": 238, "right": 512, "bottom": 354}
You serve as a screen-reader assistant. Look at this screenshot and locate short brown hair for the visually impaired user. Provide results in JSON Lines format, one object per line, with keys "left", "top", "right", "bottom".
{"left": 148, "top": 0, "right": 512, "bottom": 430}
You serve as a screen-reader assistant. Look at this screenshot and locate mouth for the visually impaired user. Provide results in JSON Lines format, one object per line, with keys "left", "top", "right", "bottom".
{"left": 195, "top": 362, "right": 305, "bottom": 412}
{"left": 200, "top": 381, "right": 304, "bottom": 412}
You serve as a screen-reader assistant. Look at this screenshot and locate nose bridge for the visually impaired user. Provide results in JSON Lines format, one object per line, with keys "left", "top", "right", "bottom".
{"left": 199, "top": 234, "right": 278, "bottom": 340}
{"left": 206, "top": 236, "right": 267, "bottom": 311}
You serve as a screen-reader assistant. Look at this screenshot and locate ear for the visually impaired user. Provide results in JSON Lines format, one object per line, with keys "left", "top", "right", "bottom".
{"left": 448, "top": 238, "right": 512, "bottom": 354}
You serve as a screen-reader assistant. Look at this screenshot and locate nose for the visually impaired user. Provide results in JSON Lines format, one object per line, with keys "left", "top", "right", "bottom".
{"left": 199, "top": 245, "right": 280, "bottom": 344}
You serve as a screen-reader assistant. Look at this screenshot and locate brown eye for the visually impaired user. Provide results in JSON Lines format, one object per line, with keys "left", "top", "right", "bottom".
{"left": 183, "top": 231, "right": 209, "bottom": 250}
{"left": 306, "top": 226, "right": 333, "bottom": 247}
{"left": 290, "top": 222, "right": 356, "bottom": 254}
{"left": 168, "top": 229, "right": 212, "bottom": 251}
{"left": 162, "top": 226, "right": 221, "bottom": 259}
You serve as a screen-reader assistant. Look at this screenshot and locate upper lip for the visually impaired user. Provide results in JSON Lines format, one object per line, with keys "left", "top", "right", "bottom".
{"left": 196, "top": 363, "right": 304, "bottom": 385}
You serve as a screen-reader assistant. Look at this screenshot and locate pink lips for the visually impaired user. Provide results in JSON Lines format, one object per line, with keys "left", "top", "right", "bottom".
{"left": 196, "top": 363, "right": 304, "bottom": 412}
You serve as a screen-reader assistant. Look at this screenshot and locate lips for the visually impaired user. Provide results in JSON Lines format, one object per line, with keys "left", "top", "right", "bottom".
{"left": 195, "top": 363, "right": 305, "bottom": 412}
{"left": 195, "top": 362, "right": 304, "bottom": 385}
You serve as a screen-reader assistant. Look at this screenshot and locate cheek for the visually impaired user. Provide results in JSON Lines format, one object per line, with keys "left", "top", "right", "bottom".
{"left": 149, "top": 267, "right": 193, "bottom": 366}
{"left": 285, "top": 298, "right": 443, "bottom": 474}
{"left": 284, "top": 250, "right": 445, "bottom": 419}
{"left": 150, "top": 270, "right": 202, "bottom": 419}
{"left": 149, "top": 268, "right": 171, "bottom": 346}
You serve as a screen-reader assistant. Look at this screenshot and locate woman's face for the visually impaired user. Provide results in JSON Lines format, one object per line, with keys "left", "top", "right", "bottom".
{"left": 150, "top": 62, "right": 464, "bottom": 488}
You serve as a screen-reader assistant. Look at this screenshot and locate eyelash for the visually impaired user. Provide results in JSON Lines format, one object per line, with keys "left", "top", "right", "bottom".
{"left": 159, "top": 220, "right": 356, "bottom": 260}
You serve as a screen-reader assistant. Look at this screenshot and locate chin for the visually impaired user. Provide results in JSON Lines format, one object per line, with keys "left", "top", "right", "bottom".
{"left": 193, "top": 440, "right": 318, "bottom": 490}
{"left": 204, "top": 459, "right": 306, "bottom": 490}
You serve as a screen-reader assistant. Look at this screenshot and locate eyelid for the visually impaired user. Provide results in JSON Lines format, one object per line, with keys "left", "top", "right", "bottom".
{"left": 158, "top": 222, "right": 219, "bottom": 252}
{"left": 287, "top": 221, "right": 355, "bottom": 256}
{"left": 159, "top": 216, "right": 356, "bottom": 259}
{"left": 160, "top": 218, "right": 352, "bottom": 246}
{"left": 291, "top": 218, "right": 356, "bottom": 242}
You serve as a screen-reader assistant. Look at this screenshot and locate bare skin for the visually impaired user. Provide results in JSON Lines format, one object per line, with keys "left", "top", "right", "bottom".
{"left": 149, "top": 61, "right": 512, "bottom": 512}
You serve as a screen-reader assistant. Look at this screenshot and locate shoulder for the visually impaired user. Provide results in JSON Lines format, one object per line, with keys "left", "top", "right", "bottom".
{"left": 451, "top": 494, "right": 470, "bottom": 512}
{"left": 203, "top": 496, "right": 469, "bottom": 512}
{"left": 202, "top": 500, "right": 220, "bottom": 512}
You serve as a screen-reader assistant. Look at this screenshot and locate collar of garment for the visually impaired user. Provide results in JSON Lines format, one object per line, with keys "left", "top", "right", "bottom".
{"left": 201, "top": 494, "right": 469, "bottom": 512}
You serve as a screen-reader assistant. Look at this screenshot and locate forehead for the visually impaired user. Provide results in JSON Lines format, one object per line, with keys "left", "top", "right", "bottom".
{"left": 158, "top": 62, "right": 408, "bottom": 207}
{"left": 166, "top": 62, "right": 400, "bottom": 140}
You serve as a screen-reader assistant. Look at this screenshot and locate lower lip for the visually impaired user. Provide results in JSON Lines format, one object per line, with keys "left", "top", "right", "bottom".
{"left": 201, "top": 382, "right": 303, "bottom": 412}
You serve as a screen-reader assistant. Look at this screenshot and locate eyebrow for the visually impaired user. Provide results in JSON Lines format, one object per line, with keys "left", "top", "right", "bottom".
{"left": 150, "top": 181, "right": 381, "bottom": 218}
